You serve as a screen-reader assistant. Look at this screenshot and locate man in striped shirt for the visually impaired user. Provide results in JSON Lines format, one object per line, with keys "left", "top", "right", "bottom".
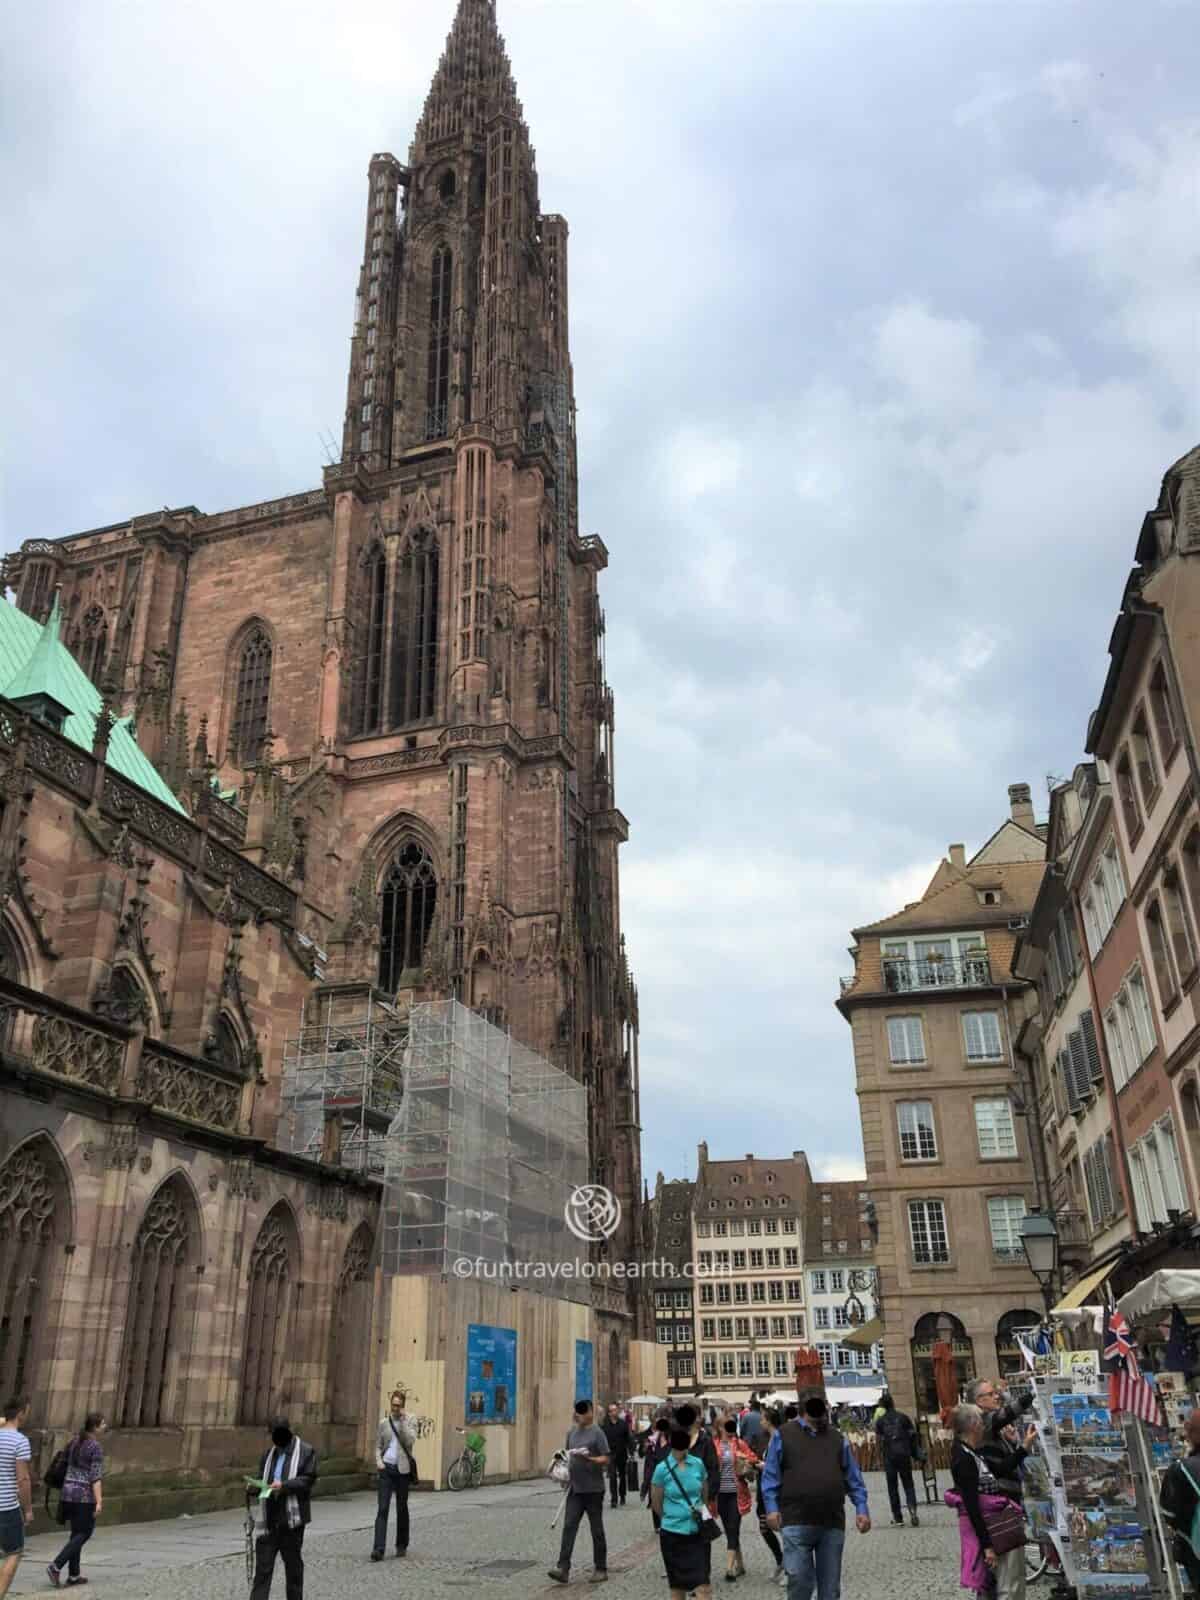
{"left": 0, "top": 1396, "right": 33, "bottom": 1600}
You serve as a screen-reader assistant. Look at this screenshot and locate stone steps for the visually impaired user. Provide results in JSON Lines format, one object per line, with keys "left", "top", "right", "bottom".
{"left": 34, "top": 1458, "right": 374, "bottom": 1533}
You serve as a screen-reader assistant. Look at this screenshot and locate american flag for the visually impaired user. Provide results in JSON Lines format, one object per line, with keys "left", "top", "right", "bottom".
{"left": 1102, "top": 1306, "right": 1164, "bottom": 1426}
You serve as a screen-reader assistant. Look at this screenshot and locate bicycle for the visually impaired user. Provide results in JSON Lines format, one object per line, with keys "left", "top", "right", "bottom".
{"left": 447, "top": 1427, "right": 487, "bottom": 1490}
{"left": 1026, "top": 1532, "right": 1068, "bottom": 1591}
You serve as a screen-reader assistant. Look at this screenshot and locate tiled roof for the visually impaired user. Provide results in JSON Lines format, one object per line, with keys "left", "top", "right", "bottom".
{"left": 651, "top": 1179, "right": 695, "bottom": 1272}
{"left": 806, "top": 1181, "right": 872, "bottom": 1255}
{"left": 0, "top": 597, "right": 185, "bottom": 814}
{"left": 694, "top": 1151, "right": 810, "bottom": 1210}
{"left": 854, "top": 859, "right": 1046, "bottom": 937}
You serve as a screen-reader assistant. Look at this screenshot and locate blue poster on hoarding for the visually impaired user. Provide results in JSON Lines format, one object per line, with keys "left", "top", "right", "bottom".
{"left": 575, "top": 1339, "right": 594, "bottom": 1406}
{"left": 465, "top": 1323, "right": 517, "bottom": 1424}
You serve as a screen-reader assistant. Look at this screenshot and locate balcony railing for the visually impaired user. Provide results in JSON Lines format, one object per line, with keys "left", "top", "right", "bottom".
{"left": 0, "top": 975, "right": 245, "bottom": 1134}
{"left": 883, "top": 954, "right": 992, "bottom": 993}
{"left": 992, "top": 1244, "right": 1026, "bottom": 1264}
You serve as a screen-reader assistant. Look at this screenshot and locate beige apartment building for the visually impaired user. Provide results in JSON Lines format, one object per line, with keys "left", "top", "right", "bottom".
{"left": 837, "top": 787, "right": 1049, "bottom": 1415}
{"left": 692, "top": 1147, "right": 811, "bottom": 1396}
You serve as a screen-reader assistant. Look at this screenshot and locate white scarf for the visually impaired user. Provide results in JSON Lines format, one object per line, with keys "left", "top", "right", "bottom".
{"left": 261, "top": 1437, "right": 304, "bottom": 1530}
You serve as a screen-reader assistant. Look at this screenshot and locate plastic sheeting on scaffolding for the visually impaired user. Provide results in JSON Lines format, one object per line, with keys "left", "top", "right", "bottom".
{"left": 380, "top": 999, "right": 590, "bottom": 1301}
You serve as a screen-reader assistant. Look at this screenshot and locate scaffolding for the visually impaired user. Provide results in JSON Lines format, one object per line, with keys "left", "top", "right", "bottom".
{"left": 381, "top": 1000, "right": 589, "bottom": 1300}
{"left": 279, "top": 988, "right": 407, "bottom": 1177}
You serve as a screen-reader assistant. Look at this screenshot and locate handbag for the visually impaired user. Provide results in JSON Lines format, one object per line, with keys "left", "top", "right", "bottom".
{"left": 666, "top": 1456, "right": 721, "bottom": 1544}
{"left": 980, "top": 1493, "right": 1026, "bottom": 1555}
{"left": 388, "top": 1418, "right": 419, "bottom": 1486}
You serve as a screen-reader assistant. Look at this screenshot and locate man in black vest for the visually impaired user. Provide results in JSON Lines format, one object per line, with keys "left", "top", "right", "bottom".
{"left": 761, "top": 1396, "right": 870, "bottom": 1600}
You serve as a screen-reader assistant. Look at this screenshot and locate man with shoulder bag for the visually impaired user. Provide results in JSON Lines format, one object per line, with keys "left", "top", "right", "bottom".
{"left": 372, "top": 1390, "right": 417, "bottom": 1562}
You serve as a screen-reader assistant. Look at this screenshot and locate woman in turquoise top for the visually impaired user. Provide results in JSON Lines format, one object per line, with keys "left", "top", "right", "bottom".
{"left": 651, "top": 1427, "right": 714, "bottom": 1599}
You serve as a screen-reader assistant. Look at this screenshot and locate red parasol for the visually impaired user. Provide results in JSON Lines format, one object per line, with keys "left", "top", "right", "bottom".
{"left": 793, "top": 1345, "right": 826, "bottom": 1405}
{"left": 932, "top": 1339, "right": 958, "bottom": 1424}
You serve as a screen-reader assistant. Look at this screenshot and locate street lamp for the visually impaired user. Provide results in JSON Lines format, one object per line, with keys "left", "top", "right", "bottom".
{"left": 1019, "top": 1211, "right": 1060, "bottom": 1316}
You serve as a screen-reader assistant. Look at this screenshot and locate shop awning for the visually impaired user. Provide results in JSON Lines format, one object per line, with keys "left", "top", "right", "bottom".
{"left": 1051, "top": 1260, "right": 1115, "bottom": 1313}
{"left": 1117, "top": 1269, "right": 1200, "bottom": 1324}
{"left": 841, "top": 1316, "right": 884, "bottom": 1350}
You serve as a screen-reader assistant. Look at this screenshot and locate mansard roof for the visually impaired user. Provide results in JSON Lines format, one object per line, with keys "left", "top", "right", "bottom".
{"left": 853, "top": 858, "right": 1046, "bottom": 938}
{"left": 0, "top": 596, "right": 185, "bottom": 813}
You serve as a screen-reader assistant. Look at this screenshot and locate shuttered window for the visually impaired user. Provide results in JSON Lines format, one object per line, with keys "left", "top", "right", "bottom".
{"left": 887, "top": 1015, "right": 926, "bottom": 1065}
{"left": 1067, "top": 1029, "right": 1092, "bottom": 1106}
{"left": 1078, "top": 1009, "right": 1104, "bottom": 1088}
{"left": 1083, "top": 1140, "right": 1116, "bottom": 1228}
{"left": 962, "top": 1010, "right": 1003, "bottom": 1061}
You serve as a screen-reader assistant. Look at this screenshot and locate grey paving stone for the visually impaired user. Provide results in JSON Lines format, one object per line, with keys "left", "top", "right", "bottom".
{"left": 12, "top": 1472, "right": 967, "bottom": 1599}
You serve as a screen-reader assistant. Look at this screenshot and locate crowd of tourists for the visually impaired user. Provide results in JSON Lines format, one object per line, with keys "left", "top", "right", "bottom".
{"left": 0, "top": 1377, "right": 1062, "bottom": 1600}
{"left": 550, "top": 1389, "right": 872, "bottom": 1600}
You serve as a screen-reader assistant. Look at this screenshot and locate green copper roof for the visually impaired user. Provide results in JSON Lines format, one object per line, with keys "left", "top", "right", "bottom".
{"left": 0, "top": 596, "right": 186, "bottom": 814}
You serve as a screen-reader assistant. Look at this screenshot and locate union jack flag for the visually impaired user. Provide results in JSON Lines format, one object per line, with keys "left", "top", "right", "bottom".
{"left": 1102, "top": 1308, "right": 1133, "bottom": 1367}
{"left": 1103, "top": 1306, "right": 1164, "bottom": 1426}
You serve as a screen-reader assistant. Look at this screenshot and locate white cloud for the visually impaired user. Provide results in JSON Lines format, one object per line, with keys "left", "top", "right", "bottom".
{"left": 5, "top": 0, "right": 1197, "bottom": 1189}
{"left": 814, "top": 1157, "right": 867, "bottom": 1183}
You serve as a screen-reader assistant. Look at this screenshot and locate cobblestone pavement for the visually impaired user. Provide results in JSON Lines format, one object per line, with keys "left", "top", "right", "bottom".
{"left": 10, "top": 1472, "right": 965, "bottom": 1599}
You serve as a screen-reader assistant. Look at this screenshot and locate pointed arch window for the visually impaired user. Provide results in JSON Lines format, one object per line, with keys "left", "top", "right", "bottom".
{"left": 117, "top": 1179, "right": 195, "bottom": 1427}
{"left": 425, "top": 245, "right": 452, "bottom": 440}
{"left": 0, "top": 1140, "right": 62, "bottom": 1402}
{"left": 230, "top": 626, "right": 272, "bottom": 767}
{"left": 352, "top": 546, "right": 387, "bottom": 736}
{"left": 240, "top": 1205, "right": 297, "bottom": 1424}
{"left": 391, "top": 535, "right": 440, "bottom": 725}
{"left": 380, "top": 842, "right": 438, "bottom": 990}
{"left": 330, "top": 1224, "right": 374, "bottom": 1422}
{"left": 215, "top": 1016, "right": 244, "bottom": 1076}
{"left": 76, "top": 606, "right": 108, "bottom": 687}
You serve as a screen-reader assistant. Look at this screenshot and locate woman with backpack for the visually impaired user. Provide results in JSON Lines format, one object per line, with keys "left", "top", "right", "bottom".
{"left": 47, "top": 1412, "right": 105, "bottom": 1588}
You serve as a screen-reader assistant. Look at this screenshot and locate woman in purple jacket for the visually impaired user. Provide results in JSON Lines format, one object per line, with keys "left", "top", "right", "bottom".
{"left": 47, "top": 1411, "right": 106, "bottom": 1588}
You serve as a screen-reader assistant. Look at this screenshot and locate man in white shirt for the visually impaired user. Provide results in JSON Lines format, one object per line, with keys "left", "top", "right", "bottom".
{"left": 0, "top": 1396, "right": 33, "bottom": 1600}
{"left": 372, "top": 1390, "right": 417, "bottom": 1561}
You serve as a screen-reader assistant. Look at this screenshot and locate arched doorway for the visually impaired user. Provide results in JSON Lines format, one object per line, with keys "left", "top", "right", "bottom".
{"left": 910, "top": 1312, "right": 975, "bottom": 1414}
{"left": 329, "top": 1224, "right": 374, "bottom": 1424}
{"left": 995, "top": 1310, "right": 1042, "bottom": 1381}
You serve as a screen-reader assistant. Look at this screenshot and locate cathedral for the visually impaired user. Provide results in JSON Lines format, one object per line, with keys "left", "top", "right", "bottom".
{"left": 1, "top": 0, "right": 643, "bottom": 1508}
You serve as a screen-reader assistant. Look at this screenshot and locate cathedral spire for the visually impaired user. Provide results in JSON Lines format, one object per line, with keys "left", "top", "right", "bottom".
{"left": 414, "top": 0, "right": 525, "bottom": 151}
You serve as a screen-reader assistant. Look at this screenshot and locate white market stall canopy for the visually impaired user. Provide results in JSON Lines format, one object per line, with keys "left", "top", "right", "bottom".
{"left": 827, "top": 1385, "right": 884, "bottom": 1406}
{"left": 1116, "top": 1268, "right": 1200, "bottom": 1324}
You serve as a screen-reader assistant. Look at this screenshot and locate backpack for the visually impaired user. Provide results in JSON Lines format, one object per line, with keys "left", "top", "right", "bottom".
{"left": 43, "top": 1438, "right": 75, "bottom": 1515}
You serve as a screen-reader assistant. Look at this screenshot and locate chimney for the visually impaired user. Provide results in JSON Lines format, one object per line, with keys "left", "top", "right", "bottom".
{"left": 697, "top": 1140, "right": 709, "bottom": 1173}
{"left": 1008, "top": 782, "right": 1035, "bottom": 829}
{"left": 948, "top": 844, "right": 966, "bottom": 868}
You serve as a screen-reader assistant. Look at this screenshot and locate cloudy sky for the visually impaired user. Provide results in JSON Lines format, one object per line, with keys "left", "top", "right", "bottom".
{"left": 4, "top": 0, "right": 1198, "bottom": 1189}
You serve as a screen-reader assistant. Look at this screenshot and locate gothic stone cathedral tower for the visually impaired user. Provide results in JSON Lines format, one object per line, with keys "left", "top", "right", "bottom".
{"left": 6, "top": 0, "right": 644, "bottom": 1344}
